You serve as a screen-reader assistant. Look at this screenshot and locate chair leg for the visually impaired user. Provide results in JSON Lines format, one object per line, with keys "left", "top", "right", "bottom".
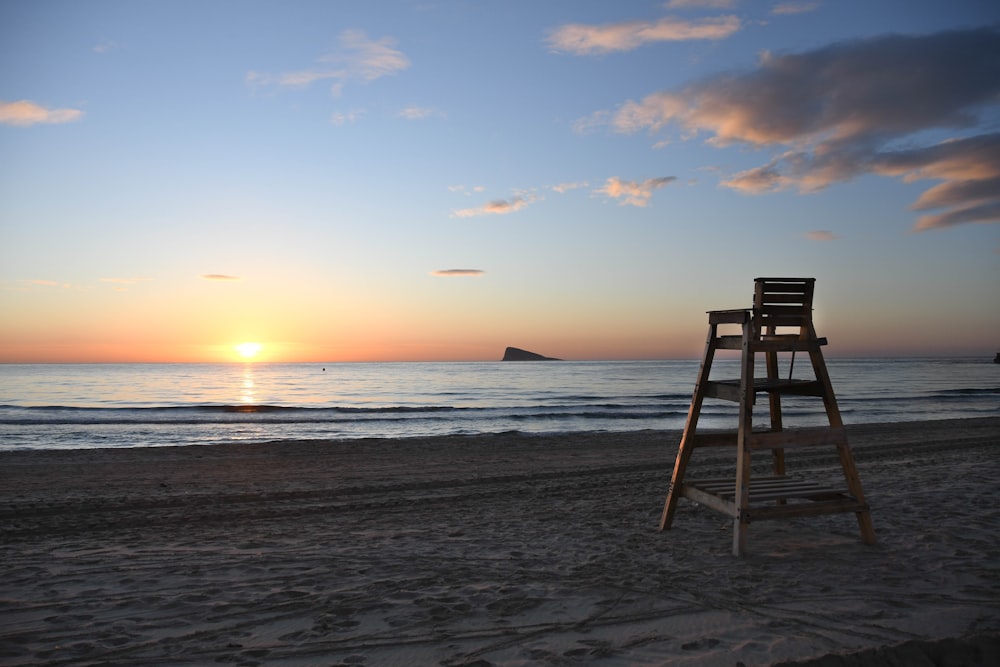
{"left": 764, "top": 341, "right": 786, "bottom": 477}
{"left": 660, "top": 323, "right": 717, "bottom": 531}
{"left": 733, "top": 319, "right": 755, "bottom": 556}
{"left": 808, "top": 325, "right": 876, "bottom": 545}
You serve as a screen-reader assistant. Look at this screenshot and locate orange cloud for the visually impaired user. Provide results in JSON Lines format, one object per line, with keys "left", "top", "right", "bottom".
{"left": 200, "top": 274, "right": 241, "bottom": 281}
{"left": 805, "top": 230, "right": 838, "bottom": 241}
{"left": 247, "top": 29, "right": 409, "bottom": 96}
{"left": 452, "top": 194, "right": 537, "bottom": 218}
{"left": 772, "top": 2, "right": 822, "bottom": 15}
{"left": 600, "top": 27, "right": 1000, "bottom": 230}
{"left": 550, "top": 181, "right": 589, "bottom": 193}
{"left": 0, "top": 100, "right": 83, "bottom": 126}
{"left": 595, "top": 176, "right": 676, "bottom": 207}
{"left": 430, "top": 269, "right": 484, "bottom": 277}
{"left": 666, "top": 0, "right": 735, "bottom": 8}
{"left": 547, "top": 15, "right": 740, "bottom": 55}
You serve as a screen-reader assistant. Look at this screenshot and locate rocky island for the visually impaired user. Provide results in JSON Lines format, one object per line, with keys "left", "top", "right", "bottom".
{"left": 502, "top": 346, "right": 561, "bottom": 361}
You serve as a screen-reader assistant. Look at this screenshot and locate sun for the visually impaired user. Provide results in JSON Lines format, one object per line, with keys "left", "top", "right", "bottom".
{"left": 234, "top": 342, "right": 263, "bottom": 360}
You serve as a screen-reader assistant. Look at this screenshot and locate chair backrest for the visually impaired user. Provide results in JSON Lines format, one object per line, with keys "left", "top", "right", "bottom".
{"left": 753, "top": 277, "right": 815, "bottom": 332}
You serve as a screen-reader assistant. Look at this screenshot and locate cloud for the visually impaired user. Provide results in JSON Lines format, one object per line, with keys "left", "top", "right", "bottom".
{"left": 666, "top": 0, "right": 736, "bottom": 8}
{"left": 330, "top": 109, "right": 365, "bottom": 125}
{"left": 550, "top": 181, "right": 589, "bottom": 194}
{"left": 805, "top": 230, "right": 838, "bottom": 241}
{"left": 594, "top": 176, "right": 676, "bottom": 207}
{"left": 93, "top": 40, "right": 122, "bottom": 53}
{"left": 452, "top": 194, "right": 538, "bottom": 218}
{"left": 247, "top": 29, "right": 409, "bottom": 96}
{"left": 448, "top": 185, "right": 488, "bottom": 196}
{"left": 200, "top": 274, "right": 241, "bottom": 281}
{"left": 772, "top": 2, "right": 822, "bottom": 14}
{"left": 546, "top": 15, "right": 740, "bottom": 55}
{"left": 602, "top": 27, "right": 1000, "bottom": 230}
{"left": 0, "top": 100, "right": 84, "bottom": 126}
{"left": 398, "top": 106, "right": 443, "bottom": 120}
{"left": 430, "top": 269, "right": 484, "bottom": 277}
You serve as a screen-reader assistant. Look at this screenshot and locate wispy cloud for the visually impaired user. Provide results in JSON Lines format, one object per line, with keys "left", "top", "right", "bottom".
{"left": 449, "top": 184, "right": 485, "bottom": 194}
{"left": 805, "top": 230, "right": 838, "bottom": 241}
{"left": 550, "top": 181, "right": 589, "bottom": 194}
{"left": 246, "top": 29, "right": 410, "bottom": 96}
{"left": 330, "top": 109, "right": 365, "bottom": 125}
{"left": 93, "top": 40, "right": 122, "bottom": 53}
{"left": 0, "top": 100, "right": 84, "bottom": 126}
{"left": 594, "top": 176, "right": 676, "bottom": 207}
{"left": 452, "top": 194, "right": 538, "bottom": 218}
{"left": 200, "top": 274, "right": 242, "bottom": 281}
{"left": 600, "top": 27, "right": 1000, "bottom": 230}
{"left": 546, "top": 15, "right": 741, "bottom": 55}
{"left": 772, "top": 2, "right": 822, "bottom": 15}
{"left": 667, "top": 0, "right": 736, "bottom": 8}
{"left": 398, "top": 105, "right": 444, "bottom": 120}
{"left": 430, "top": 269, "right": 484, "bottom": 277}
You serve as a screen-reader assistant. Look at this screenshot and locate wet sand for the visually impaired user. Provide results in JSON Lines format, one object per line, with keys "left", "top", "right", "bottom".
{"left": 2, "top": 418, "right": 998, "bottom": 666}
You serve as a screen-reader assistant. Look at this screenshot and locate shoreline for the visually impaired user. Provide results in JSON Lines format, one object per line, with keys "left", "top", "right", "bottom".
{"left": 2, "top": 417, "right": 999, "bottom": 665}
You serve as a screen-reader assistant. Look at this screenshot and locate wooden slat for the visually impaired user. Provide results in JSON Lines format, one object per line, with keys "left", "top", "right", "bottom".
{"left": 705, "top": 378, "right": 825, "bottom": 399}
{"left": 759, "top": 304, "right": 809, "bottom": 315}
{"left": 750, "top": 338, "right": 824, "bottom": 352}
{"left": 678, "top": 484, "right": 737, "bottom": 517}
{"left": 759, "top": 294, "right": 810, "bottom": 304}
{"left": 684, "top": 476, "right": 859, "bottom": 512}
{"left": 704, "top": 381, "right": 741, "bottom": 402}
{"left": 715, "top": 335, "right": 743, "bottom": 350}
{"left": 708, "top": 309, "right": 749, "bottom": 324}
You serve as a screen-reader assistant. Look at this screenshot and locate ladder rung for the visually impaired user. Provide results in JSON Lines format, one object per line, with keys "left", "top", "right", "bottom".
{"left": 684, "top": 476, "right": 853, "bottom": 504}
{"left": 751, "top": 337, "right": 827, "bottom": 352}
{"left": 703, "top": 381, "right": 742, "bottom": 401}
{"left": 703, "top": 379, "right": 825, "bottom": 401}
{"left": 708, "top": 309, "right": 749, "bottom": 324}
{"left": 715, "top": 335, "right": 743, "bottom": 350}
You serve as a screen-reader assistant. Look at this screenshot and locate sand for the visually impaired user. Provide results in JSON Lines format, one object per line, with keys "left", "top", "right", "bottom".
{"left": 1, "top": 417, "right": 998, "bottom": 666}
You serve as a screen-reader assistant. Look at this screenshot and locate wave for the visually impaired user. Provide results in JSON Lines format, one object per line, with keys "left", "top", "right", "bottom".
{"left": 0, "top": 402, "right": 682, "bottom": 427}
{"left": 0, "top": 403, "right": 462, "bottom": 414}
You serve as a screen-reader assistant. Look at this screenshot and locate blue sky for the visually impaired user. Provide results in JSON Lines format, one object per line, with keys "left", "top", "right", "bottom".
{"left": 1, "top": 0, "right": 998, "bottom": 362}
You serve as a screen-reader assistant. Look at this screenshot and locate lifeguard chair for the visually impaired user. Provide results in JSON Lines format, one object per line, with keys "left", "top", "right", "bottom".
{"left": 660, "top": 278, "right": 875, "bottom": 556}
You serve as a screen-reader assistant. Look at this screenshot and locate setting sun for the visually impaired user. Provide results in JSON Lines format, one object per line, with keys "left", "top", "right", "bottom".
{"left": 234, "top": 342, "right": 263, "bottom": 360}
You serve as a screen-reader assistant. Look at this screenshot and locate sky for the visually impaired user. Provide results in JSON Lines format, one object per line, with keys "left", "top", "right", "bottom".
{"left": 1, "top": 0, "right": 998, "bottom": 363}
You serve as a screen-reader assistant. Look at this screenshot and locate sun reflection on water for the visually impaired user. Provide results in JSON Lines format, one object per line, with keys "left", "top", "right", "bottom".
{"left": 241, "top": 365, "right": 256, "bottom": 404}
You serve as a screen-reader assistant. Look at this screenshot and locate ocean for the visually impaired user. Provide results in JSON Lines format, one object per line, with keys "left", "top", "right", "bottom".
{"left": 0, "top": 358, "right": 997, "bottom": 451}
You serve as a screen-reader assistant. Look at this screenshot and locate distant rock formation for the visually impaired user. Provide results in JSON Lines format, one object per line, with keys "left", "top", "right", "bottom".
{"left": 502, "top": 346, "right": 561, "bottom": 361}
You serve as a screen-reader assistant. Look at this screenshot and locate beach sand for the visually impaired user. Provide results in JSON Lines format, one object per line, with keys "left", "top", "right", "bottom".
{"left": 2, "top": 417, "right": 998, "bottom": 666}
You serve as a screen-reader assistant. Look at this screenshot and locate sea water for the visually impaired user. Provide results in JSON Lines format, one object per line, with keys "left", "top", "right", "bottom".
{"left": 0, "top": 358, "right": 997, "bottom": 450}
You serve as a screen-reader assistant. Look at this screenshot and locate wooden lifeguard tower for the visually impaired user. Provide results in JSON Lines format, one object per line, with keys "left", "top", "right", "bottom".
{"left": 660, "top": 278, "right": 875, "bottom": 556}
